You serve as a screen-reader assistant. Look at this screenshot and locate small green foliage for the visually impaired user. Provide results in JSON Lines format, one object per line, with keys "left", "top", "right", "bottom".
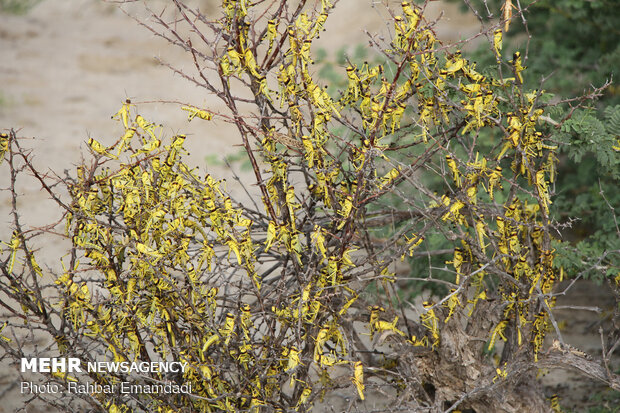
{"left": 584, "top": 389, "right": 620, "bottom": 412}
{"left": 0, "top": 0, "right": 41, "bottom": 15}
{"left": 558, "top": 108, "right": 618, "bottom": 171}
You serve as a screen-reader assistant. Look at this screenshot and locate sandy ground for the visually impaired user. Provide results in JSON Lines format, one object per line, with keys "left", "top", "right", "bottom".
{"left": 3, "top": 1, "right": 615, "bottom": 412}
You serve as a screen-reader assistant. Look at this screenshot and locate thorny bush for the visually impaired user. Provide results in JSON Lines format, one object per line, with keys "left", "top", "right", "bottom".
{"left": 1, "top": 0, "right": 619, "bottom": 412}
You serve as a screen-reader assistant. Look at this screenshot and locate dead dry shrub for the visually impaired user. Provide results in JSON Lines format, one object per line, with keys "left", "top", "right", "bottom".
{"left": 1, "top": 1, "right": 619, "bottom": 412}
